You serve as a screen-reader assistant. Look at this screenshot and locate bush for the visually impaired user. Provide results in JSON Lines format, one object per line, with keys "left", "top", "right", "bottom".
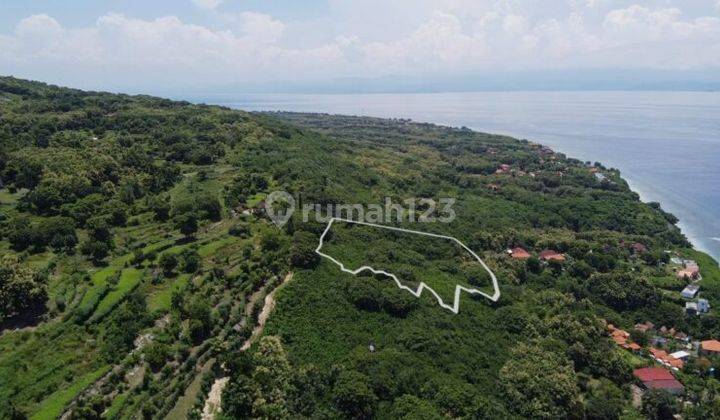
{"left": 159, "top": 253, "right": 178, "bottom": 275}
{"left": 289, "top": 231, "right": 320, "bottom": 269}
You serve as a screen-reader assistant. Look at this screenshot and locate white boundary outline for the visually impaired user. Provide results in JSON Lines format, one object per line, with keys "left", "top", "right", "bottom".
{"left": 315, "top": 217, "right": 501, "bottom": 314}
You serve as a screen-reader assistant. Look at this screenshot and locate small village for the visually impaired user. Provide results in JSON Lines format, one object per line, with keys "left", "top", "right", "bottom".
{"left": 506, "top": 240, "right": 718, "bottom": 409}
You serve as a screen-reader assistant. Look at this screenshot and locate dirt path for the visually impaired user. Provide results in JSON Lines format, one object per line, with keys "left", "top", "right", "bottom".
{"left": 198, "top": 374, "right": 227, "bottom": 420}
{"left": 241, "top": 272, "right": 293, "bottom": 351}
{"left": 201, "top": 272, "right": 293, "bottom": 420}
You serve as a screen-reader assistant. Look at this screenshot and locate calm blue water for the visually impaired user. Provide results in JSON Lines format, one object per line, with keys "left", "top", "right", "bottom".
{"left": 206, "top": 91, "right": 720, "bottom": 261}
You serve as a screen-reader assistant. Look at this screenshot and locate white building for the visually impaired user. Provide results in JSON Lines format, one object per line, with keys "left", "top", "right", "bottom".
{"left": 698, "top": 298, "right": 711, "bottom": 313}
{"left": 681, "top": 284, "right": 700, "bottom": 299}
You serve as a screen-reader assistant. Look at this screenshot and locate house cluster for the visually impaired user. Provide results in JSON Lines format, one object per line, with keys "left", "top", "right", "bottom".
{"left": 607, "top": 323, "right": 720, "bottom": 400}
{"left": 494, "top": 164, "right": 537, "bottom": 178}
{"left": 229, "top": 201, "right": 266, "bottom": 219}
{"left": 507, "top": 247, "right": 566, "bottom": 262}
{"left": 608, "top": 324, "right": 640, "bottom": 351}
{"left": 666, "top": 255, "right": 709, "bottom": 316}
{"left": 608, "top": 323, "right": 686, "bottom": 369}
{"left": 608, "top": 321, "right": 720, "bottom": 399}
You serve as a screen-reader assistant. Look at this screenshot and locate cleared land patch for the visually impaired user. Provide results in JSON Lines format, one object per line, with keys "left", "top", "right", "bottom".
{"left": 317, "top": 218, "right": 500, "bottom": 313}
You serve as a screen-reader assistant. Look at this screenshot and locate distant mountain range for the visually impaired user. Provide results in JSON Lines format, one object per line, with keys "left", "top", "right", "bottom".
{"left": 169, "top": 69, "right": 720, "bottom": 98}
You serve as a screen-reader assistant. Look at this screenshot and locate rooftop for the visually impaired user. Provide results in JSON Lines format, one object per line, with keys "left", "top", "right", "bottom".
{"left": 633, "top": 367, "right": 684, "bottom": 391}
{"left": 701, "top": 340, "right": 720, "bottom": 352}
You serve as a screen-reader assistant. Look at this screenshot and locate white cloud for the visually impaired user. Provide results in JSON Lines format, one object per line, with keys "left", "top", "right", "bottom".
{"left": 1, "top": 2, "right": 719, "bottom": 89}
{"left": 192, "top": 0, "right": 222, "bottom": 11}
{"left": 236, "top": 12, "right": 284, "bottom": 44}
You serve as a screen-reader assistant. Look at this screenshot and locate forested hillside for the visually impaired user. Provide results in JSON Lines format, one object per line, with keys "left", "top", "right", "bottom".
{"left": 1, "top": 77, "right": 719, "bottom": 419}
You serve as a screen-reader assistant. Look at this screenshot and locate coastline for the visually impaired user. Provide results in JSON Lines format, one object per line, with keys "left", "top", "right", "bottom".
{"left": 622, "top": 177, "right": 716, "bottom": 262}
{"left": 211, "top": 91, "right": 720, "bottom": 263}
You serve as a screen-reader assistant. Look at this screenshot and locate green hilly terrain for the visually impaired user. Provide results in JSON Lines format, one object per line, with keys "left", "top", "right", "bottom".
{"left": 1, "top": 77, "right": 720, "bottom": 419}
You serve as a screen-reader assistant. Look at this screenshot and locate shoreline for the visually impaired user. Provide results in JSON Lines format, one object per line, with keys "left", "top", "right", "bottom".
{"left": 623, "top": 177, "right": 716, "bottom": 261}
{"left": 216, "top": 101, "right": 720, "bottom": 263}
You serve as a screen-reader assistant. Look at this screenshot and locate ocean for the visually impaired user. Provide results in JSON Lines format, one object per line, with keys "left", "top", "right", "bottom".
{"left": 205, "top": 91, "right": 720, "bottom": 262}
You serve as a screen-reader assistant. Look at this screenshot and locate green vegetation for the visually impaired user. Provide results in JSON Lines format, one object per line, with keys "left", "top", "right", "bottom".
{"left": 1, "top": 77, "right": 719, "bottom": 419}
{"left": 29, "top": 366, "right": 110, "bottom": 420}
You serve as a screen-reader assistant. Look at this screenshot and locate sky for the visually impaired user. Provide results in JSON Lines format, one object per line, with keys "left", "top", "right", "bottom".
{"left": 1, "top": 0, "right": 719, "bottom": 93}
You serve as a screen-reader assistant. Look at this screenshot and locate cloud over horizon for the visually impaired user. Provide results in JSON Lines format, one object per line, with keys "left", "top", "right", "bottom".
{"left": 0, "top": 0, "right": 719, "bottom": 91}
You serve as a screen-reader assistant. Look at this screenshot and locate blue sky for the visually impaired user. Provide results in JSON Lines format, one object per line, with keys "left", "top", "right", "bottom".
{"left": 1, "top": 1, "right": 719, "bottom": 92}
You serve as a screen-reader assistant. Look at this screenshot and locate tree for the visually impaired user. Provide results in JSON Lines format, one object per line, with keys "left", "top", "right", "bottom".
{"left": 144, "top": 342, "right": 170, "bottom": 372}
{"left": 641, "top": 389, "right": 677, "bottom": 420}
{"left": 86, "top": 215, "right": 112, "bottom": 243}
{"left": 174, "top": 212, "right": 198, "bottom": 237}
{"left": 333, "top": 370, "right": 377, "bottom": 419}
{"left": 38, "top": 216, "right": 78, "bottom": 251}
{"left": 184, "top": 296, "right": 212, "bottom": 344}
{"left": 526, "top": 256, "right": 542, "bottom": 273}
{"left": 179, "top": 248, "right": 201, "bottom": 273}
{"left": 101, "top": 292, "right": 149, "bottom": 362}
{"left": 586, "top": 272, "right": 660, "bottom": 311}
{"left": 585, "top": 379, "right": 625, "bottom": 420}
{"left": 0, "top": 255, "right": 46, "bottom": 321}
{"left": 289, "top": 231, "right": 320, "bottom": 269}
{"left": 630, "top": 329, "right": 649, "bottom": 347}
{"left": 223, "top": 336, "right": 294, "bottom": 418}
{"left": 148, "top": 195, "right": 171, "bottom": 221}
{"left": 391, "top": 395, "right": 443, "bottom": 420}
{"left": 80, "top": 240, "right": 110, "bottom": 263}
{"left": 261, "top": 231, "right": 282, "bottom": 252}
{"left": 499, "top": 342, "right": 582, "bottom": 419}
{"left": 463, "top": 265, "right": 490, "bottom": 287}
{"left": 7, "top": 216, "right": 34, "bottom": 251}
{"left": 158, "top": 253, "right": 178, "bottom": 275}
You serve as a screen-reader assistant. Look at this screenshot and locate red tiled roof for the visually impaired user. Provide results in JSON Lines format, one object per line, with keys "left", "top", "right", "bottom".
{"left": 677, "top": 268, "right": 699, "bottom": 279}
{"left": 510, "top": 247, "right": 531, "bottom": 259}
{"left": 702, "top": 340, "right": 720, "bottom": 352}
{"left": 650, "top": 379, "right": 685, "bottom": 390}
{"left": 668, "top": 358, "right": 684, "bottom": 369}
{"left": 634, "top": 367, "right": 683, "bottom": 391}
{"left": 539, "top": 250, "right": 566, "bottom": 261}
{"left": 648, "top": 348, "right": 684, "bottom": 369}
{"left": 634, "top": 367, "right": 675, "bottom": 382}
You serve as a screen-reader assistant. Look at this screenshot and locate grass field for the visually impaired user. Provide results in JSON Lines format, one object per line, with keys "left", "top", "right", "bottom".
{"left": 89, "top": 268, "right": 145, "bottom": 322}
{"left": 148, "top": 273, "right": 192, "bottom": 312}
{"left": 30, "top": 366, "right": 110, "bottom": 420}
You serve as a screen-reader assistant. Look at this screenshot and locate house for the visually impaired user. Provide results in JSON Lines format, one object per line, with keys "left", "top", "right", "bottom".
{"left": 698, "top": 298, "right": 711, "bottom": 313}
{"left": 631, "top": 243, "right": 648, "bottom": 253}
{"left": 649, "top": 348, "right": 684, "bottom": 370}
{"left": 539, "top": 249, "right": 566, "bottom": 262}
{"left": 633, "top": 367, "right": 684, "bottom": 394}
{"left": 635, "top": 321, "right": 655, "bottom": 333}
{"left": 670, "top": 350, "right": 690, "bottom": 361}
{"left": 607, "top": 324, "right": 641, "bottom": 351}
{"left": 677, "top": 267, "right": 700, "bottom": 280}
{"left": 651, "top": 336, "right": 668, "bottom": 347}
{"left": 508, "top": 247, "right": 531, "bottom": 260}
{"left": 686, "top": 302, "right": 698, "bottom": 316}
{"left": 700, "top": 340, "right": 720, "bottom": 355}
{"left": 681, "top": 285, "right": 700, "bottom": 299}
{"left": 495, "top": 164, "right": 511, "bottom": 174}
